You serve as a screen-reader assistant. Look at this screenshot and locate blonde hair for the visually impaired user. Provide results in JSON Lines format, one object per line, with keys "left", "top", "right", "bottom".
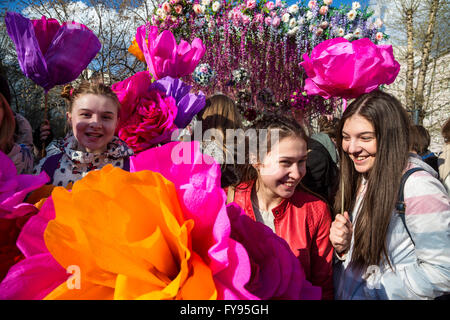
{"left": 0, "top": 93, "right": 15, "bottom": 154}
{"left": 61, "top": 81, "right": 121, "bottom": 113}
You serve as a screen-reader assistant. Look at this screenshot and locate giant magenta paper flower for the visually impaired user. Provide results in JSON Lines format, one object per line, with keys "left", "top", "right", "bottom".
{"left": 0, "top": 151, "right": 48, "bottom": 219}
{"left": 5, "top": 12, "right": 101, "bottom": 92}
{"left": 300, "top": 37, "right": 400, "bottom": 100}
{"left": 0, "top": 151, "right": 48, "bottom": 283}
{"left": 112, "top": 71, "right": 178, "bottom": 153}
{"left": 133, "top": 24, "right": 206, "bottom": 80}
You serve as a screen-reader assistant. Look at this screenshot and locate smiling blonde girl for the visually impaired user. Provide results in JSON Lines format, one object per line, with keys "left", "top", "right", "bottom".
{"left": 33, "top": 81, "right": 133, "bottom": 187}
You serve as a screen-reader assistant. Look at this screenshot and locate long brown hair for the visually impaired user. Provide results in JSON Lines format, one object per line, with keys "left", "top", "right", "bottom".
{"left": 334, "top": 90, "right": 411, "bottom": 270}
{"left": 0, "top": 93, "right": 15, "bottom": 154}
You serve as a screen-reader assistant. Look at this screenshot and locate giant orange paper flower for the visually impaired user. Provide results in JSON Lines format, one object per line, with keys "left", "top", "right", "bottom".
{"left": 42, "top": 165, "right": 217, "bottom": 299}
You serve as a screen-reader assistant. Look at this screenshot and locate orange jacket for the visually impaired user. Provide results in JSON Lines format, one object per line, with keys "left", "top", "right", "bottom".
{"left": 229, "top": 181, "right": 334, "bottom": 300}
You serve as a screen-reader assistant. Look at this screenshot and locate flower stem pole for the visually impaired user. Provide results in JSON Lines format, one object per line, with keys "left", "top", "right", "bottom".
{"left": 41, "top": 92, "right": 48, "bottom": 158}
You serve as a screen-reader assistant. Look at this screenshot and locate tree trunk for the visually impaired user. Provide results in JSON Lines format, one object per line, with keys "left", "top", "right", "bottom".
{"left": 415, "top": 0, "right": 440, "bottom": 124}
{"left": 404, "top": 7, "right": 416, "bottom": 112}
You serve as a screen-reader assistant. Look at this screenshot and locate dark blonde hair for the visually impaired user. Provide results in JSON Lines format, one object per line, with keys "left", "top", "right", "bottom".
{"left": 61, "top": 81, "right": 121, "bottom": 113}
{"left": 335, "top": 90, "right": 411, "bottom": 270}
{"left": 0, "top": 93, "right": 15, "bottom": 154}
{"left": 409, "top": 125, "right": 431, "bottom": 155}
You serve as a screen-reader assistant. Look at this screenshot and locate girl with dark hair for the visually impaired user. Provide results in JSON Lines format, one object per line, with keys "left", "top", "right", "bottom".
{"left": 33, "top": 81, "right": 133, "bottom": 187}
{"left": 228, "top": 114, "right": 334, "bottom": 300}
{"left": 331, "top": 90, "right": 450, "bottom": 299}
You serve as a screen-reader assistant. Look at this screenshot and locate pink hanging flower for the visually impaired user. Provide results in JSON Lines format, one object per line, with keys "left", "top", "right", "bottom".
{"left": 135, "top": 24, "right": 206, "bottom": 80}
{"left": 319, "top": 6, "right": 329, "bottom": 15}
{"left": 272, "top": 16, "right": 281, "bottom": 28}
{"left": 300, "top": 38, "right": 400, "bottom": 100}
{"left": 266, "top": 1, "right": 275, "bottom": 10}
{"left": 246, "top": 0, "right": 257, "bottom": 10}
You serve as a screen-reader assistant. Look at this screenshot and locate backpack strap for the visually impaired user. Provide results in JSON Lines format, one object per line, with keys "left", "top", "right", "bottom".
{"left": 396, "top": 167, "right": 425, "bottom": 246}
{"left": 41, "top": 153, "right": 64, "bottom": 185}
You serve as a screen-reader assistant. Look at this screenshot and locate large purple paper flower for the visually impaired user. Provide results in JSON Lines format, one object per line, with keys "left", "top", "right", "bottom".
{"left": 149, "top": 76, "right": 206, "bottom": 128}
{"left": 0, "top": 151, "right": 48, "bottom": 219}
{"left": 300, "top": 37, "right": 400, "bottom": 100}
{"left": 5, "top": 12, "right": 101, "bottom": 92}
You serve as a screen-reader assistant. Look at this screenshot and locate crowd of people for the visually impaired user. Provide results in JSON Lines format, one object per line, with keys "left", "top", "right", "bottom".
{"left": 1, "top": 72, "right": 449, "bottom": 300}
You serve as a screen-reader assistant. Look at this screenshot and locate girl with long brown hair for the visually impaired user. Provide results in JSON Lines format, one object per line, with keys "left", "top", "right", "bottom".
{"left": 229, "top": 114, "right": 334, "bottom": 299}
{"left": 331, "top": 90, "right": 450, "bottom": 299}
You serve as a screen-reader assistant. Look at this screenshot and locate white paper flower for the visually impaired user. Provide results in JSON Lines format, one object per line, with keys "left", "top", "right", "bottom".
{"left": 289, "top": 18, "right": 297, "bottom": 28}
{"left": 287, "top": 26, "right": 300, "bottom": 36}
{"left": 288, "top": 4, "right": 299, "bottom": 14}
{"left": 347, "top": 9, "right": 357, "bottom": 21}
{"left": 352, "top": 2, "right": 361, "bottom": 10}
{"left": 282, "top": 13, "right": 291, "bottom": 23}
{"left": 306, "top": 10, "right": 314, "bottom": 20}
{"left": 212, "top": 1, "right": 221, "bottom": 12}
{"left": 344, "top": 33, "right": 354, "bottom": 40}
{"left": 353, "top": 27, "right": 362, "bottom": 38}
{"left": 202, "top": 0, "right": 211, "bottom": 6}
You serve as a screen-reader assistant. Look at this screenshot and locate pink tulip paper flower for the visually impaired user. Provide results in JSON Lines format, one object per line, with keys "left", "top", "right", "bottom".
{"left": 5, "top": 12, "right": 101, "bottom": 92}
{"left": 300, "top": 37, "right": 400, "bottom": 100}
{"left": 135, "top": 24, "right": 206, "bottom": 80}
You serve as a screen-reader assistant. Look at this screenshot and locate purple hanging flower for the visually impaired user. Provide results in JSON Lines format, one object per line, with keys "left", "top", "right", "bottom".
{"left": 5, "top": 12, "right": 101, "bottom": 92}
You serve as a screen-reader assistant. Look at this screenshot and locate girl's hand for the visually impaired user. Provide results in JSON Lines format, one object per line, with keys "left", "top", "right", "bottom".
{"left": 330, "top": 211, "right": 353, "bottom": 255}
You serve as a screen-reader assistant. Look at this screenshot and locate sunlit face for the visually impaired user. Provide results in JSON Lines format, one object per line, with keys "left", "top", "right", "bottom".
{"left": 256, "top": 136, "right": 308, "bottom": 200}
{"left": 342, "top": 114, "right": 377, "bottom": 174}
{"left": 67, "top": 94, "right": 119, "bottom": 154}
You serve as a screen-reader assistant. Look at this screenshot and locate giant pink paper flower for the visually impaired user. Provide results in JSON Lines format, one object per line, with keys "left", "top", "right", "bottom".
{"left": 135, "top": 24, "right": 206, "bottom": 80}
{"left": 0, "top": 151, "right": 48, "bottom": 219}
{"left": 112, "top": 71, "right": 178, "bottom": 153}
{"left": 300, "top": 37, "right": 400, "bottom": 100}
{"left": 5, "top": 12, "right": 101, "bottom": 92}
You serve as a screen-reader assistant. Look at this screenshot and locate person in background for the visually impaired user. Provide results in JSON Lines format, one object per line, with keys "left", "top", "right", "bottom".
{"left": 409, "top": 124, "right": 439, "bottom": 173}
{"left": 331, "top": 90, "right": 450, "bottom": 300}
{"left": 438, "top": 118, "right": 450, "bottom": 195}
{"left": 409, "top": 124, "right": 439, "bottom": 178}
{"left": 303, "top": 116, "right": 340, "bottom": 209}
{"left": 0, "top": 75, "right": 34, "bottom": 174}
{"left": 33, "top": 81, "right": 133, "bottom": 187}
{"left": 229, "top": 114, "right": 334, "bottom": 300}
{"left": 192, "top": 93, "right": 244, "bottom": 188}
